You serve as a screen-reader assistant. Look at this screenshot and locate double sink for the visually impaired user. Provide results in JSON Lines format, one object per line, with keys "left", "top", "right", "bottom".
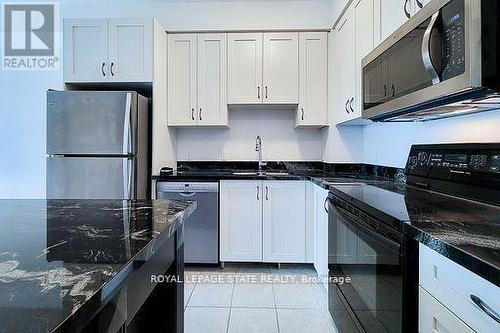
{"left": 232, "top": 171, "right": 290, "bottom": 176}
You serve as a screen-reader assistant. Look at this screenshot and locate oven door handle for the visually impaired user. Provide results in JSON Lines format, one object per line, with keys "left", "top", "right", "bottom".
{"left": 422, "top": 11, "right": 441, "bottom": 85}
{"left": 331, "top": 200, "right": 402, "bottom": 245}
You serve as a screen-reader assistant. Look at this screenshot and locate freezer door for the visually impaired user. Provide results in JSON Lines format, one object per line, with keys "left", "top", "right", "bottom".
{"left": 47, "top": 156, "right": 134, "bottom": 199}
{"left": 47, "top": 91, "right": 137, "bottom": 155}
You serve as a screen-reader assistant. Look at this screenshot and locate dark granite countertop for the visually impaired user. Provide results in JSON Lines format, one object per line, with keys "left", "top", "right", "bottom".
{"left": 0, "top": 199, "right": 196, "bottom": 333}
{"left": 154, "top": 161, "right": 499, "bottom": 285}
{"left": 152, "top": 161, "right": 395, "bottom": 190}
{"left": 329, "top": 183, "right": 500, "bottom": 286}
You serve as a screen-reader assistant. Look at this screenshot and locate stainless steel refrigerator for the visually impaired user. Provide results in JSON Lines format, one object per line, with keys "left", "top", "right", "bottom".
{"left": 46, "top": 91, "right": 150, "bottom": 199}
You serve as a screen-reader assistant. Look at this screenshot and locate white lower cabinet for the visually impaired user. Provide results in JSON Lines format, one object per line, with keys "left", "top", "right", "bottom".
{"left": 220, "top": 180, "right": 263, "bottom": 262}
{"left": 220, "top": 180, "right": 306, "bottom": 263}
{"left": 263, "top": 181, "right": 306, "bottom": 263}
{"left": 419, "top": 244, "right": 500, "bottom": 333}
{"left": 419, "top": 287, "right": 474, "bottom": 333}
{"left": 313, "top": 185, "right": 329, "bottom": 290}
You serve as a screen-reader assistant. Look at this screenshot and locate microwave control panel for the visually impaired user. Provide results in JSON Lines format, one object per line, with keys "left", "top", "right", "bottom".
{"left": 441, "top": 0, "right": 465, "bottom": 80}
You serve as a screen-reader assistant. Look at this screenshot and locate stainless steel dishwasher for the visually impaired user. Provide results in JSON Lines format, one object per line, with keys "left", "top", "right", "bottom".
{"left": 156, "top": 182, "right": 219, "bottom": 264}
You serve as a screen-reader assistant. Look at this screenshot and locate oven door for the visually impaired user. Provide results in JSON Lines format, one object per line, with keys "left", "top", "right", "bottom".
{"left": 328, "top": 196, "right": 406, "bottom": 333}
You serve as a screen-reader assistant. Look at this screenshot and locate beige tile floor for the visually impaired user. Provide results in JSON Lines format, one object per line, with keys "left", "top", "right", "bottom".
{"left": 184, "top": 264, "right": 338, "bottom": 333}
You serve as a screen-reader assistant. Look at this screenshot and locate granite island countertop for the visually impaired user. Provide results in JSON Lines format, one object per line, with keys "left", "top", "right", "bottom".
{"left": 0, "top": 199, "right": 196, "bottom": 333}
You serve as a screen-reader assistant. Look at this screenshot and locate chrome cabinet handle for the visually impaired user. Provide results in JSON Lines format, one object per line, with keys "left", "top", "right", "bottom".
{"left": 391, "top": 84, "right": 396, "bottom": 97}
{"left": 345, "top": 100, "right": 350, "bottom": 113}
{"left": 101, "top": 62, "right": 106, "bottom": 76}
{"left": 265, "top": 186, "right": 269, "bottom": 200}
{"left": 191, "top": 108, "right": 195, "bottom": 120}
{"left": 110, "top": 62, "right": 115, "bottom": 76}
{"left": 265, "top": 86, "right": 268, "bottom": 99}
{"left": 324, "top": 197, "right": 328, "bottom": 214}
{"left": 349, "top": 98, "right": 354, "bottom": 113}
{"left": 416, "top": 0, "right": 423, "bottom": 9}
{"left": 257, "top": 186, "right": 260, "bottom": 200}
{"left": 301, "top": 108, "right": 304, "bottom": 121}
{"left": 199, "top": 108, "right": 202, "bottom": 120}
{"left": 404, "top": 0, "right": 411, "bottom": 19}
{"left": 422, "top": 11, "right": 441, "bottom": 85}
{"left": 258, "top": 86, "right": 261, "bottom": 99}
{"left": 470, "top": 295, "right": 500, "bottom": 324}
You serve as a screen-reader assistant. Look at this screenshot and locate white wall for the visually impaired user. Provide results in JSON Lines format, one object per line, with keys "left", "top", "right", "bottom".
{"left": 177, "top": 108, "right": 323, "bottom": 161}
{"left": 0, "top": 0, "right": 334, "bottom": 199}
{"left": 363, "top": 111, "right": 500, "bottom": 168}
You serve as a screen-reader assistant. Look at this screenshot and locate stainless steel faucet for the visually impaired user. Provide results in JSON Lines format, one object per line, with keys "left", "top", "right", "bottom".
{"left": 255, "top": 135, "right": 267, "bottom": 171}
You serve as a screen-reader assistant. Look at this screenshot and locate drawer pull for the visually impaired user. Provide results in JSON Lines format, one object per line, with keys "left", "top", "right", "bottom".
{"left": 470, "top": 295, "right": 500, "bottom": 324}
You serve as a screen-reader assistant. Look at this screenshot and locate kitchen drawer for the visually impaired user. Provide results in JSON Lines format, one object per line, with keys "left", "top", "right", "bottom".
{"left": 419, "top": 244, "right": 500, "bottom": 333}
{"left": 419, "top": 287, "right": 473, "bottom": 333}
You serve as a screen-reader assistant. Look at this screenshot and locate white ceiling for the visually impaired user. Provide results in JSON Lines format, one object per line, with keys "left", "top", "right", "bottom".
{"left": 121, "top": 0, "right": 333, "bottom": 2}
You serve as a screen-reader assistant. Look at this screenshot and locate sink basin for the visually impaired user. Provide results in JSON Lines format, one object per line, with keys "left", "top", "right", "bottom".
{"left": 231, "top": 171, "right": 290, "bottom": 176}
{"left": 232, "top": 172, "right": 261, "bottom": 176}
{"left": 265, "top": 172, "right": 290, "bottom": 176}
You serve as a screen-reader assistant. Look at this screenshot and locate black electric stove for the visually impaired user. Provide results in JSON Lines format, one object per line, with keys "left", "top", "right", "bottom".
{"left": 327, "top": 143, "right": 500, "bottom": 333}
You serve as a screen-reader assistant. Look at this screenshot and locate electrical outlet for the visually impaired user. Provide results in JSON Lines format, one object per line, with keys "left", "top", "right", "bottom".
{"left": 221, "top": 150, "right": 226, "bottom": 161}
{"left": 187, "top": 152, "right": 192, "bottom": 161}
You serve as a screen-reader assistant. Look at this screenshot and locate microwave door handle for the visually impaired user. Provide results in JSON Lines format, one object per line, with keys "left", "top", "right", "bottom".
{"left": 422, "top": 11, "right": 441, "bottom": 85}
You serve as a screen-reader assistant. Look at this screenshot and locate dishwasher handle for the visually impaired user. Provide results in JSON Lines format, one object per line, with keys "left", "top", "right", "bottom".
{"left": 156, "top": 182, "right": 219, "bottom": 193}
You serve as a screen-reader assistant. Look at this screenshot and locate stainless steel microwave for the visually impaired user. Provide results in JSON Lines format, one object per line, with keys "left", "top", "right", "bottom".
{"left": 362, "top": 0, "right": 500, "bottom": 122}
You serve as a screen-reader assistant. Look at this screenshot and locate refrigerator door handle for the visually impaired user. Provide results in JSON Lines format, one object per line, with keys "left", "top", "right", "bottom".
{"left": 123, "top": 159, "right": 133, "bottom": 199}
{"left": 123, "top": 93, "right": 132, "bottom": 154}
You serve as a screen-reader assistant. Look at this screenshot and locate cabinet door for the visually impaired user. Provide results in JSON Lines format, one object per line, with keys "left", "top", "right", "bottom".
{"left": 335, "top": 9, "right": 356, "bottom": 125}
{"left": 167, "top": 34, "right": 197, "bottom": 126}
{"left": 411, "top": 0, "right": 430, "bottom": 15}
{"left": 263, "top": 33, "right": 299, "bottom": 104}
{"left": 419, "top": 287, "right": 474, "bottom": 333}
{"left": 305, "top": 182, "right": 316, "bottom": 264}
{"left": 197, "top": 33, "right": 228, "bottom": 126}
{"left": 263, "top": 181, "right": 305, "bottom": 263}
{"left": 227, "top": 33, "right": 263, "bottom": 104}
{"left": 297, "top": 32, "right": 328, "bottom": 127}
{"left": 354, "top": 0, "right": 374, "bottom": 118}
{"left": 376, "top": 0, "right": 411, "bottom": 43}
{"left": 108, "top": 19, "right": 152, "bottom": 82}
{"left": 314, "top": 186, "right": 329, "bottom": 287}
{"left": 64, "top": 19, "right": 108, "bottom": 82}
{"left": 220, "top": 181, "right": 263, "bottom": 262}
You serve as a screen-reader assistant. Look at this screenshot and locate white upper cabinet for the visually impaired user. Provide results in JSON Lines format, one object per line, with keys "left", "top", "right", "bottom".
{"left": 167, "top": 33, "right": 228, "bottom": 127}
{"left": 334, "top": 7, "right": 356, "bottom": 125}
{"left": 263, "top": 33, "right": 299, "bottom": 104}
{"left": 228, "top": 33, "right": 263, "bottom": 104}
{"left": 197, "top": 34, "right": 228, "bottom": 126}
{"left": 64, "top": 18, "right": 153, "bottom": 83}
{"left": 375, "top": 0, "right": 412, "bottom": 43}
{"left": 167, "top": 34, "right": 197, "bottom": 126}
{"left": 262, "top": 181, "right": 305, "bottom": 263}
{"left": 296, "top": 32, "right": 328, "bottom": 127}
{"left": 353, "top": 0, "right": 374, "bottom": 119}
{"left": 108, "top": 19, "right": 153, "bottom": 82}
{"left": 64, "top": 19, "right": 108, "bottom": 82}
{"left": 228, "top": 32, "right": 299, "bottom": 105}
{"left": 220, "top": 181, "right": 263, "bottom": 262}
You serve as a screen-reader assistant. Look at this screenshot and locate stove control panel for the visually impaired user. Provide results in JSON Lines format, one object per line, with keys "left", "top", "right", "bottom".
{"left": 406, "top": 144, "right": 500, "bottom": 183}
{"left": 405, "top": 144, "right": 500, "bottom": 205}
